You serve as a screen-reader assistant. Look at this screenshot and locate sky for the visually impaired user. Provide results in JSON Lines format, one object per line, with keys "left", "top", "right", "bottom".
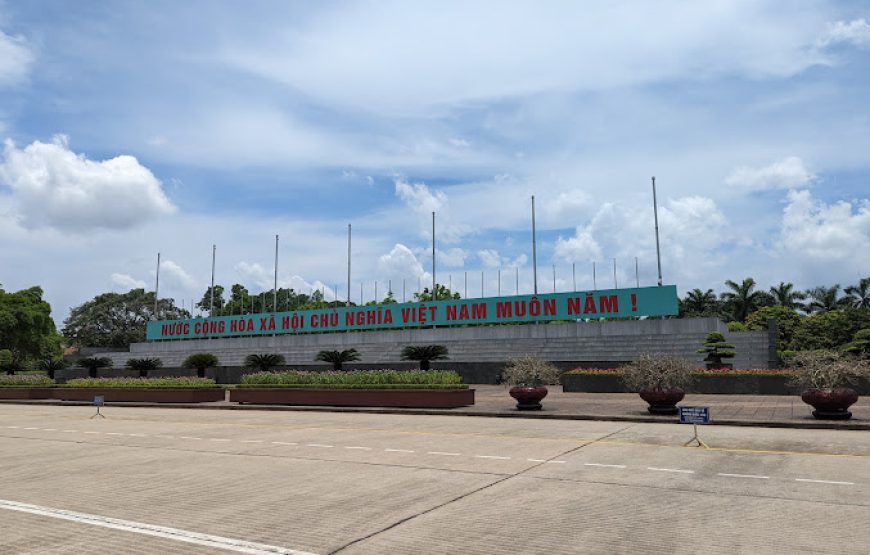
{"left": 0, "top": 1, "right": 869, "bottom": 323}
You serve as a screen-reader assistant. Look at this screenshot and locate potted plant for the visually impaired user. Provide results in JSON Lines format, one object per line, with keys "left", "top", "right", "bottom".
{"left": 400, "top": 345, "right": 449, "bottom": 370}
{"left": 697, "top": 332, "right": 736, "bottom": 370}
{"left": 244, "top": 353, "right": 286, "bottom": 372}
{"left": 501, "top": 356, "right": 562, "bottom": 410}
{"left": 125, "top": 357, "right": 162, "bottom": 378}
{"left": 789, "top": 350, "right": 868, "bottom": 420}
{"left": 314, "top": 349, "right": 360, "bottom": 371}
{"left": 182, "top": 353, "right": 219, "bottom": 378}
{"left": 620, "top": 354, "right": 694, "bottom": 415}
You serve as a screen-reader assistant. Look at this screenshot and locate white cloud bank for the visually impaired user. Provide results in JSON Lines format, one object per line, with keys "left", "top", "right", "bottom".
{"left": 817, "top": 18, "right": 870, "bottom": 48}
{"left": 725, "top": 156, "right": 815, "bottom": 191}
{"left": 110, "top": 273, "right": 146, "bottom": 290}
{"left": 0, "top": 29, "right": 33, "bottom": 86}
{"left": 0, "top": 135, "right": 175, "bottom": 231}
{"left": 778, "top": 189, "right": 870, "bottom": 260}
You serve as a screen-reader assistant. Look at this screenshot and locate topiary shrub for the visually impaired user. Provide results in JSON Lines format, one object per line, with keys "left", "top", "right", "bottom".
{"left": 244, "top": 353, "right": 286, "bottom": 372}
{"left": 314, "top": 349, "right": 360, "bottom": 371}
{"left": 182, "top": 353, "right": 219, "bottom": 378}
{"left": 842, "top": 328, "right": 870, "bottom": 359}
{"left": 697, "top": 332, "right": 736, "bottom": 369}
{"left": 126, "top": 357, "right": 163, "bottom": 378}
{"left": 77, "top": 357, "right": 112, "bottom": 378}
{"left": 400, "top": 345, "right": 449, "bottom": 370}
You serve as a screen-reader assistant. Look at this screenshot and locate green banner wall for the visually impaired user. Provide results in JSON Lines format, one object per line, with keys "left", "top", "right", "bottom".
{"left": 146, "top": 285, "right": 679, "bottom": 341}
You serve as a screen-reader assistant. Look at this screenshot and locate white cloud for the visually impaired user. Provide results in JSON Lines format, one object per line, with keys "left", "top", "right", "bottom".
{"left": 778, "top": 189, "right": 870, "bottom": 260}
{"left": 554, "top": 228, "right": 603, "bottom": 262}
{"left": 110, "top": 273, "right": 146, "bottom": 290}
{"left": 477, "top": 249, "right": 502, "bottom": 268}
{"left": 378, "top": 244, "right": 427, "bottom": 279}
{"left": 393, "top": 176, "right": 474, "bottom": 243}
{"left": 724, "top": 156, "right": 815, "bottom": 191}
{"left": 817, "top": 18, "right": 870, "bottom": 48}
{"left": 0, "top": 135, "right": 175, "bottom": 231}
{"left": 394, "top": 176, "right": 446, "bottom": 214}
{"left": 0, "top": 29, "right": 33, "bottom": 86}
{"left": 438, "top": 247, "right": 467, "bottom": 268}
{"left": 161, "top": 260, "right": 199, "bottom": 290}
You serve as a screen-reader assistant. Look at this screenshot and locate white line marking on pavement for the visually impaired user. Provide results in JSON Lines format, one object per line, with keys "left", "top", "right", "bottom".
{"left": 106, "top": 433, "right": 124, "bottom": 436}
{"left": 128, "top": 433, "right": 147, "bottom": 437}
{"left": 241, "top": 440, "right": 264, "bottom": 444}
{"left": 210, "top": 438, "right": 231, "bottom": 442}
{"left": 83, "top": 431, "right": 100, "bottom": 435}
{"left": 6, "top": 426, "right": 20, "bottom": 429}
{"left": 585, "top": 463, "right": 626, "bottom": 469}
{"left": 271, "top": 441, "right": 298, "bottom": 446}
{"left": 648, "top": 467, "right": 694, "bottom": 474}
{"left": 718, "top": 473, "right": 769, "bottom": 480}
{"left": 62, "top": 430, "right": 79, "bottom": 433}
{"left": 795, "top": 478, "right": 854, "bottom": 485}
{"left": 527, "top": 459, "right": 547, "bottom": 462}
{"left": 545, "top": 460, "right": 567, "bottom": 464}
{"left": 23, "top": 427, "right": 38, "bottom": 430}
{"left": 474, "top": 455, "right": 510, "bottom": 460}
{"left": 428, "top": 451, "right": 461, "bottom": 456}
{"left": 155, "top": 435, "right": 175, "bottom": 439}
{"left": 43, "top": 428, "right": 57, "bottom": 431}
{"left": 307, "top": 444, "right": 334, "bottom": 448}
{"left": 0, "top": 499, "right": 315, "bottom": 555}
{"left": 345, "top": 446, "right": 372, "bottom": 450}
{"left": 179, "top": 436, "right": 202, "bottom": 440}
{"left": 384, "top": 449, "right": 415, "bottom": 453}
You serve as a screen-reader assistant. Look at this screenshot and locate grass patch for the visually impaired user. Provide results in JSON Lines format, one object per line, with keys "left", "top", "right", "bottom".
{"left": 241, "top": 369, "right": 464, "bottom": 388}
{"left": 62, "top": 377, "right": 220, "bottom": 389}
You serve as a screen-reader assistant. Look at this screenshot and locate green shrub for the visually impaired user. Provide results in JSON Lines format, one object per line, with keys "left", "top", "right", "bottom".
{"left": 63, "top": 377, "right": 219, "bottom": 389}
{"left": 745, "top": 306, "right": 803, "bottom": 350}
{"left": 790, "top": 309, "right": 870, "bottom": 351}
{"left": 727, "top": 321, "right": 747, "bottom": 332}
{"left": 182, "top": 353, "right": 219, "bottom": 378}
{"left": 697, "top": 332, "right": 736, "bottom": 368}
{"left": 0, "top": 374, "right": 54, "bottom": 387}
{"left": 244, "top": 353, "right": 286, "bottom": 372}
{"left": 400, "top": 345, "right": 449, "bottom": 370}
{"left": 77, "top": 357, "right": 112, "bottom": 378}
{"left": 37, "top": 358, "right": 67, "bottom": 379}
{"left": 125, "top": 357, "right": 163, "bottom": 377}
{"left": 314, "top": 349, "right": 360, "bottom": 371}
{"left": 240, "top": 369, "right": 464, "bottom": 388}
{"left": 842, "top": 328, "right": 870, "bottom": 359}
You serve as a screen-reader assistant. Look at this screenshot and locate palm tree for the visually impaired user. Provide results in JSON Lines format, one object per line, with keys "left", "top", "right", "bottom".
{"left": 769, "top": 282, "right": 806, "bottom": 311}
{"left": 844, "top": 277, "right": 870, "bottom": 309}
{"left": 37, "top": 358, "right": 68, "bottom": 380}
{"left": 400, "top": 345, "right": 449, "bottom": 370}
{"left": 315, "top": 349, "right": 360, "bottom": 371}
{"left": 125, "top": 357, "right": 162, "bottom": 378}
{"left": 77, "top": 357, "right": 112, "bottom": 378}
{"left": 680, "top": 289, "right": 719, "bottom": 316}
{"left": 182, "top": 353, "right": 219, "bottom": 378}
{"left": 805, "top": 285, "right": 843, "bottom": 314}
{"left": 720, "top": 278, "right": 766, "bottom": 322}
{"left": 244, "top": 353, "right": 286, "bottom": 372}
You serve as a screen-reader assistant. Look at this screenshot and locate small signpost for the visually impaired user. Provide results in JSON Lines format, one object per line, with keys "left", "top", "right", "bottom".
{"left": 90, "top": 395, "right": 105, "bottom": 419}
{"left": 679, "top": 406, "right": 709, "bottom": 448}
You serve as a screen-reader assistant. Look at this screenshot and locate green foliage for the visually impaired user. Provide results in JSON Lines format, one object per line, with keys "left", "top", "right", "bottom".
{"left": 805, "top": 285, "right": 846, "bottom": 314}
{"left": 0, "top": 349, "right": 11, "bottom": 371}
{"left": 620, "top": 354, "right": 695, "bottom": 391}
{"left": 697, "top": 332, "right": 736, "bottom": 367}
{"left": 769, "top": 282, "right": 806, "bottom": 311}
{"left": 0, "top": 374, "right": 54, "bottom": 387}
{"left": 244, "top": 353, "right": 286, "bottom": 372}
{"left": 400, "top": 345, "right": 449, "bottom": 370}
{"left": 786, "top": 350, "right": 869, "bottom": 390}
{"left": 0, "top": 286, "right": 61, "bottom": 372}
{"left": 844, "top": 277, "right": 870, "bottom": 309}
{"left": 314, "top": 349, "right": 360, "bottom": 371}
{"left": 842, "top": 328, "right": 870, "bottom": 359}
{"left": 790, "top": 309, "right": 870, "bottom": 351}
{"left": 240, "top": 369, "right": 464, "bottom": 388}
{"left": 726, "top": 321, "right": 746, "bottom": 332}
{"left": 414, "top": 284, "right": 461, "bottom": 302}
{"left": 500, "top": 356, "right": 562, "bottom": 386}
{"left": 77, "top": 357, "right": 112, "bottom": 378}
{"left": 37, "top": 358, "right": 67, "bottom": 379}
{"left": 679, "top": 288, "right": 720, "bottom": 317}
{"left": 745, "top": 306, "right": 803, "bottom": 350}
{"left": 182, "top": 353, "right": 219, "bottom": 378}
{"left": 125, "top": 357, "right": 163, "bottom": 377}
{"left": 196, "top": 285, "right": 226, "bottom": 315}
{"left": 201, "top": 284, "right": 336, "bottom": 316}
{"left": 720, "top": 278, "right": 772, "bottom": 322}
{"left": 64, "top": 377, "right": 219, "bottom": 389}
{"left": 62, "top": 288, "right": 188, "bottom": 348}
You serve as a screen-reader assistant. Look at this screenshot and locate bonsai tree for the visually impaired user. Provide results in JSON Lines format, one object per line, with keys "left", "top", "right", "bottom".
{"left": 182, "top": 353, "right": 219, "bottom": 378}
{"left": 37, "top": 358, "right": 68, "bottom": 380}
{"left": 697, "top": 331, "right": 736, "bottom": 369}
{"left": 501, "top": 356, "right": 562, "bottom": 387}
{"left": 245, "top": 353, "right": 286, "bottom": 372}
{"left": 788, "top": 350, "right": 869, "bottom": 419}
{"left": 620, "top": 354, "right": 695, "bottom": 415}
{"left": 77, "top": 357, "right": 112, "bottom": 378}
{"left": 843, "top": 329, "right": 870, "bottom": 359}
{"left": 400, "top": 345, "right": 449, "bottom": 370}
{"left": 126, "top": 357, "right": 163, "bottom": 378}
{"left": 314, "top": 349, "right": 360, "bottom": 371}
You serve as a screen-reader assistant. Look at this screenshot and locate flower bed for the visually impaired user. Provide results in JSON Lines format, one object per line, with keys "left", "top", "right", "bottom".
{"left": 52, "top": 377, "right": 225, "bottom": 403}
{"left": 231, "top": 370, "right": 474, "bottom": 407}
{"left": 0, "top": 375, "right": 56, "bottom": 399}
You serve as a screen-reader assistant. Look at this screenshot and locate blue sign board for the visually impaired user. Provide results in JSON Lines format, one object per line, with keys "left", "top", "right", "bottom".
{"left": 679, "top": 406, "right": 710, "bottom": 424}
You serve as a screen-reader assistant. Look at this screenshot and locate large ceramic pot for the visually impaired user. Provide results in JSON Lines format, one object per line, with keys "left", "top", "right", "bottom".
{"left": 638, "top": 388, "right": 685, "bottom": 415}
{"left": 509, "top": 386, "right": 548, "bottom": 410}
{"left": 801, "top": 388, "right": 859, "bottom": 420}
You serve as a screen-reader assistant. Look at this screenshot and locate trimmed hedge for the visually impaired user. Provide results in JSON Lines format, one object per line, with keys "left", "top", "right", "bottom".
{"left": 62, "top": 377, "right": 220, "bottom": 389}
{"left": 236, "top": 383, "right": 468, "bottom": 390}
{"left": 240, "top": 369, "right": 464, "bottom": 388}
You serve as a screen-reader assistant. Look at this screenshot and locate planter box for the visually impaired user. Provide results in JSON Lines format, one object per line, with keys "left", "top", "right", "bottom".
{"left": 0, "top": 388, "right": 55, "bottom": 400}
{"left": 229, "top": 388, "right": 475, "bottom": 408}
{"left": 561, "top": 374, "right": 630, "bottom": 393}
{"left": 52, "top": 388, "right": 226, "bottom": 403}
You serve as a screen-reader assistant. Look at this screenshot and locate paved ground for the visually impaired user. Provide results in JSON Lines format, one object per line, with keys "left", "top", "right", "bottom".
{"left": 0, "top": 404, "right": 867, "bottom": 554}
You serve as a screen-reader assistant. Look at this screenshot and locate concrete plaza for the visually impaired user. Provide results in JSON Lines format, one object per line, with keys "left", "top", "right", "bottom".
{"left": 0, "top": 403, "right": 867, "bottom": 554}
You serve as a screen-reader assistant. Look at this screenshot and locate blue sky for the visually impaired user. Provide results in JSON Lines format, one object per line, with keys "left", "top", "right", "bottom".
{"left": 0, "top": 1, "right": 869, "bottom": 320}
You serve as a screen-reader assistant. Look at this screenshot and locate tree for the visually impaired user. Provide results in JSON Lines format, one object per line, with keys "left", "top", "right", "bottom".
{"left": 244, "top": 353, "right": 286, "bottom": 372}
{"left": 400, "top": 345, "right": 449, "bottom": 370}
{"left": 182, "top": 353, "right": 219, "bottom": 378}
{"left": 843, "top": 328, "right": 870, "bottom": 359}
{"left": 697, "top": 332, "right": 736, "bottom": 369}
{"left": 769, "top": 282, "right": 806, "bottom": 311}
{"left": 844, "top": 277, "right": 870, "bottom": 309}
{"left": 745, "top": 306, "right": 803, "bottom": 351}
{"left": 37, "top": 358, "right": 67, "bottom": 380}
{"left": 126, "top": 357, "right": 163, "bottom": 378}
{"left": 78, "top": 357, "right": 112, "bottom": 378}
{"left": 63, "top": 288, "right": 188, "bottom": 348}
{"left": 414, "top": 284, "right": 461, "bottom": 302}
{"left": 315, "top": 349, "right": 360, "bottom": 371}
{"left": 680, "top": 288, "right": 720, "bottom": 317}
{"left": 805, "top": 285, "right": 845, "bottom": 314}
{"left": 195, "top": 285, "right": 226, "bottom": 315}
{"left": 720, "top": 278, "right": 767, "bottom": 322}
{"left": 0, "top": 286, "right": 61, "bottom": 372}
